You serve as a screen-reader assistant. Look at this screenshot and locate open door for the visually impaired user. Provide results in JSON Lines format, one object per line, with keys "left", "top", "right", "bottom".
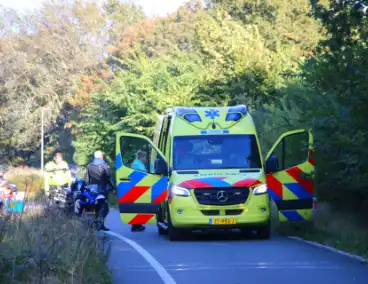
{"left": 265, "top": 129, "right": 316, "bottom": 222}
{"left": 116, "top": 133, "right": 169, "bottom": 225}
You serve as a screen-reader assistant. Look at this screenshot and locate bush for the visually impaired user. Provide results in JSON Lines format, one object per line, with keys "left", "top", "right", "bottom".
{"left": 252, "top": 80, "right": 368, "bottom": 213}
{"left": 0, "top": 204, "right": 113, "bottom": 283}
{"left": 275, "top": 202, "right": 368, "bottom": 258}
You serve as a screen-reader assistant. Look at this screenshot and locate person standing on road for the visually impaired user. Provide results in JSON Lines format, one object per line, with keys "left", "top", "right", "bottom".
{"left": 130, "top": 150, "right": 147, "bottom": 232}
{"left": 85, "top": 151, "right": 116, "bottom": 232}
{"left": 44, "top": 152, "right": 72, "bottom": 199}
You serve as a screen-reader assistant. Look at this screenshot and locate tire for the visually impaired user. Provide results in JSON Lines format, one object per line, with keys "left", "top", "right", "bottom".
{"left": 257, "top": 221, "right": 271, "bottom": 240}
{"left": 167, "top": 209, "right": 183, "bottom": 241}
{"left": 239, "top": 227, "right": 253, "bottom": 239}
{"left": 157, "top": 206, "right": 168, "bottom": 235}
{"left": 158, "top": 225, "right": 168, "bottom": 235}
{"left": 74, "top": 198, "right": 82, "bottom": 216}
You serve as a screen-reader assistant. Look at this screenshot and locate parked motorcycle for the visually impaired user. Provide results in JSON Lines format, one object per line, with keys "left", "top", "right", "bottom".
{"left": 74, "top": 183, "right": 107, "bottom": 230}
{"left": 49, "top": 184, "right": 74, "bottom": 212}
{"left": 45, "top": 168, "right": 73, "bottom": 210}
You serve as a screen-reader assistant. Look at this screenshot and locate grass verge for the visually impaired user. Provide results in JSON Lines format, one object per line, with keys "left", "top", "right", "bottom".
{"left": 0, "top": 202, "right": 113, "bottom": 283}
{"left": 273, "top": 202, "right": 368, "bottom": 260}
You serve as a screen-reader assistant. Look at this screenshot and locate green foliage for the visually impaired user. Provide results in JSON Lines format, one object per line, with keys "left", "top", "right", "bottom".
{"left": 255, "top": 0, "right": 368, "bottom": 210}
{"left": 73, "top": 0, "right": 322, "bottom": 165}
{"left": 0, "top": 0, "right": 145, "bottom": 166}
{"left": 3, "top": 0, "right": 366, "bottom": 217}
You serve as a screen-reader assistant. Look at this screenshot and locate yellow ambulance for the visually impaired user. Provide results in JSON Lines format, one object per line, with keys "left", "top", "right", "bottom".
{"left": 115, "top": 105, "right": 317, "bottom": 240}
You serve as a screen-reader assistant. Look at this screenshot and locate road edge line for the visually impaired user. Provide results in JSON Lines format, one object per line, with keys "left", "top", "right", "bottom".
{"left": 105, "top": 231, "right": 177, "bottom": 284}
{"left": 288, "top": 236, "right": 368, "bottom": 263}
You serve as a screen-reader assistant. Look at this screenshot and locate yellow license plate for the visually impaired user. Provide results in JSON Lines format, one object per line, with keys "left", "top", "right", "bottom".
{"left": 209, "top": 218, "right": 236, "bottom": 225}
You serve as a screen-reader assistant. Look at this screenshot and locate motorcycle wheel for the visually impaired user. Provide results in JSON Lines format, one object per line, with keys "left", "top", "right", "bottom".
{"left": 74, "top": 199, "right": 83, "bottom": 216}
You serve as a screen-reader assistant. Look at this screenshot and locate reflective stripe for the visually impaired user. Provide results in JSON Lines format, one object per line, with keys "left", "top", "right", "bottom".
{"left": 119, "top": 203, "right": 159, "bottom": 214}
{"left": 275, "top": 199, "right": 313, "bottom": 210}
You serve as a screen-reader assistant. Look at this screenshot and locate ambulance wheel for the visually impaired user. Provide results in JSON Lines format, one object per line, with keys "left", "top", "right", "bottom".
{"left": 167, "top": 211, "right": 182, "bottom": 241}
{"left": 158, "top": 225, "right": 167, "bottom": 235}
{"left": 257, "top": 221, "right": 271, "bottom": 240}
{"left": 157, "top": 207, "right": 167, "bottom": 235}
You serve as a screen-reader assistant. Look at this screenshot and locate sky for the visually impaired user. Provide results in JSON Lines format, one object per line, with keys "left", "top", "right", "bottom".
{"left": 0, "top": 0, "right": 189, "bottom": 16}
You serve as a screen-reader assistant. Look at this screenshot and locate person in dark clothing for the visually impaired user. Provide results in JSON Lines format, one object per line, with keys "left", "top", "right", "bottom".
{"left": 85, "top": 151, "right": 116, "bottom": 231}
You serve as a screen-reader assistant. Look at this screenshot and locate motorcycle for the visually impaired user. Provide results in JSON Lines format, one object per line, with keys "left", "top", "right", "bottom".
{"left": 51, "top": 172, "right": 86, "bottom": 212}
{"left": 74, "top": 182, "right": 108, "bottom": 230}
{"left": 45, "top": 168, "right": 74, "bottom": 212}
{"left": 50, "top": 184, "right": 74, "bottom": 212}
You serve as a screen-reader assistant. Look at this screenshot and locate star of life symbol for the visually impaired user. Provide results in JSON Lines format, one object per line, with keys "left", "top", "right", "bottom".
{"left": 205, "top": 109, "right": 220, "bottom": 120}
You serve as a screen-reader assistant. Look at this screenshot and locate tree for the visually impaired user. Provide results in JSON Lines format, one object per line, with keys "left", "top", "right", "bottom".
{"left": 0, "top": 0, "right": 145, "bottom": 165}
{"left": 72, "top": 0, "right": 322, "bottom": 164}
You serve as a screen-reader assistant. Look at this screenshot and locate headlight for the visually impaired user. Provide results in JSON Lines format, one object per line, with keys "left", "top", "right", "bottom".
{"left": 170, "top": 185, "right": 190, "bottom": 197}
{"left": 252, "top": 184, "right": 268, "bottom": 195}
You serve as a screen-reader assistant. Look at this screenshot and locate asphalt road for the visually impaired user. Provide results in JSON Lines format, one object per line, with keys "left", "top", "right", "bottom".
{"left": 106, "top": 209, "right": 368, "bottom": 284}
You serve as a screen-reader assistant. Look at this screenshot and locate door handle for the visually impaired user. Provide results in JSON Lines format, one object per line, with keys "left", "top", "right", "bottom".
{"left": 299, "top": 172, "right": 315, "bottom": 179}
{"left": 120, "top": 178, "right": 131, "bottom": 182}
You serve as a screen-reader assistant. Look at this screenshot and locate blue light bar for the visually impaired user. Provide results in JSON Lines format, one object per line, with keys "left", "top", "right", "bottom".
{"left": 200, "top": 129, "right": 230, "bottom": 135}
{"left": 184, "top": 114, "right": 202, "bottom": 122}
{"left": 176, "top": 107, "right": 197, "bottom": 116}
{"left": 225, "top": 113, "right": 242, "bottom": 121}
{"left": 228, "top": 105, "right": 247, "bottom": 115}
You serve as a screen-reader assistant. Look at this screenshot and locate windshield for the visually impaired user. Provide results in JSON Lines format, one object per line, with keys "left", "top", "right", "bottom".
{"left": 173, "top": 135, "right": 262, "bottom": 170}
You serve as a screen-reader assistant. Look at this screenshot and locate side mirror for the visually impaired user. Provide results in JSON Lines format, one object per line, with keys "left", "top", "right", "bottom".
{"left": 154, "top": 158, "right": 168, "bottom": 176}
{"left": 265, "top": 156, "right": 279, "bottom": 174}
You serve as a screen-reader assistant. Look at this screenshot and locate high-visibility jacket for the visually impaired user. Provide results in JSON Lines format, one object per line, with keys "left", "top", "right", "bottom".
{"left": 44, "top": 160, "right": 72, "bottom": 195}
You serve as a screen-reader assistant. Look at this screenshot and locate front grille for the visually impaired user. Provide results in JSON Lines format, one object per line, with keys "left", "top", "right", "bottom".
{"left": 194, "top": 187, "right": 250, "bottom": 206}
{"left": 226, "top": 209, "right": 243, "bottom": 215}
{"left": 201, "top": 210, "right": 220, "bottom": 216}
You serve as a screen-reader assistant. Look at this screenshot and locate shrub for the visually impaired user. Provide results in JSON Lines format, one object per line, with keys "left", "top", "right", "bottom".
{"left": 0, "top": 204, "right": 113, "bottom": 283}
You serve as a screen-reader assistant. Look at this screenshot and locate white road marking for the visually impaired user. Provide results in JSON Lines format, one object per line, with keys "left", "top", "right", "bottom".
{"left": 105, "top": 231, "right": 177, "bottom": 284}
{"left": 288, "top": 236, "right": 368, "bottom": 263}
{"left": 124, "top": 262, "right": 339, "bottom": 272}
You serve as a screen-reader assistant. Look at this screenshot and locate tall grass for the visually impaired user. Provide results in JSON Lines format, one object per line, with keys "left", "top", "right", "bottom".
{"left": 1, "top": 167, "right": 113, "bottom": 283}
{"left": 0, "top": 204, "right": 113, "bottom": 283}
{"left": 274, "top": 202, "right": 368, "bottom": 259}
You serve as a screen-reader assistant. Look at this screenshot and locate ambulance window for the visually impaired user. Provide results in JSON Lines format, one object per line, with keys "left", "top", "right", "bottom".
{"left": 120, "top": 136, "right": 162, "bottom": 174}
{"left": 162, "top": 117, "right": 171, "bottom": 156}
{"left": 173, "top": 135, "right": 261, "bottom": 170}
{"left": 273, "top": 132, "right": 309, "bottom": 170}
{"left": 158, "top": 117, "right": 167, "bottom": 151}
{"left": 284, "top": 132, "right": 309, "bottom": 169}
